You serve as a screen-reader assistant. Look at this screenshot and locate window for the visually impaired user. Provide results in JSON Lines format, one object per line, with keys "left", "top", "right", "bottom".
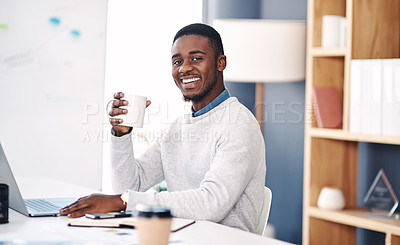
{"left": 102, "top": 0, "right": 203, "bottom": 192}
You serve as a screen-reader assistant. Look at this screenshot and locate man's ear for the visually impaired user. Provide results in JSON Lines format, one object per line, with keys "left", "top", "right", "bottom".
{"left": 217, "top": 55, "right": 227, "bottom": 71}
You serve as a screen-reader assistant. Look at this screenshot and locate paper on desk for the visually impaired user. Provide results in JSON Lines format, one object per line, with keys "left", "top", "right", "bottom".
{"left": 68, "top": 216, "right": 195, "bottom": 232}
{"left": 0, "top": 218, "right": 139, "bottom": 245}
{"left": 46, "top": 225, "right": 139, "bottom": 245}
{"left": 41, "top": 222, "right": 184, "bottom": 245}
{"left": 0, "top": 242, "right": 82, "bottom": 245}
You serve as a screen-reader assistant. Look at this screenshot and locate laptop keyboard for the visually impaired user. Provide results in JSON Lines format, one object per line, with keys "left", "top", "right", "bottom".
{"left": 25, "top": 199, "right": 61, "bottom": 213}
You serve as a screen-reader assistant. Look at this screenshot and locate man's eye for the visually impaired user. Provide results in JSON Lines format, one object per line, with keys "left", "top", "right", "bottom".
{"left": 173, "top": 60, "right": 182, "bottom": 66}
{"left": 192, "top": 57, "right": 203, "bottom": 61}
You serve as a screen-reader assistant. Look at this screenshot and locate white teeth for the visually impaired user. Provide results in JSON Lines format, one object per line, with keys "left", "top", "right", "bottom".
{"left": 182, "top": 78, "right": 200, "bottom": 84}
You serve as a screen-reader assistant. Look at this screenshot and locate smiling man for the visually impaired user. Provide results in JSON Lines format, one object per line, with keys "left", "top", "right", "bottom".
{"left": 171, "top": 31, "right": 225, "bottom": 111}
{"left": 61, "top": 23, "right": 266, "bottom": 233}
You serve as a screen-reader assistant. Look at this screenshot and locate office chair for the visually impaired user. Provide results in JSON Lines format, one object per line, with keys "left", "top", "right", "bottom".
{"left": 255, "top": 186, "right": 272, "bottom": 236}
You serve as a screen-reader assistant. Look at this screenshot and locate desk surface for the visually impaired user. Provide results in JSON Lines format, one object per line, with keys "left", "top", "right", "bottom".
{"left": 1, "top": 210, "right": 292, "bottom": 245}
{"left": 0, "top": 177, "right": 293, "bottom": 245}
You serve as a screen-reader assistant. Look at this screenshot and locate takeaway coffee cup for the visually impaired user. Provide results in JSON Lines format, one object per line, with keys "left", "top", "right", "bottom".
{"left": 114, "top": 94, "right": 147, "bottom": 128}
{"left": 136, "top": 205, "right": 173, "bottom": 245}
{"left": 0, "top": 183, "right": 9, "bottom": 224}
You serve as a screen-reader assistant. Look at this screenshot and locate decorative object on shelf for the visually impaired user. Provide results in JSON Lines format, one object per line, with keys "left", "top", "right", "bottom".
{"left": 321, "top": 15, "right": 346, "bottom": 48}
{"left": 317, "top": 187, "right": 345, "bottom": 210}
{"left": 213, "top": 19, "right": 306, "bottom": 132}
{"left": 363, "top": 169, "right": 399, "bottom": 219}
{"left": 312, "top": 87, "right": 343, "bottom": 129}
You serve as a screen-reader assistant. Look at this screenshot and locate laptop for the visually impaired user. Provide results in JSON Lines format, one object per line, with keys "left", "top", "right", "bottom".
{"left": 0, "top": 142, "right": 77, "bottom": 216}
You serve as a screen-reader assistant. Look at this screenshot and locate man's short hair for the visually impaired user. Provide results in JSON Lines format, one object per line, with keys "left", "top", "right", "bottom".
{"left": 173, "top": 23, "right": 224, "bottom": 58}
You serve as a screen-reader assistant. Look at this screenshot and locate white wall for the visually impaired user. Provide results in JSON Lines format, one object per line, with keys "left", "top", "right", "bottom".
{"left": 0, "top": 0, "right": 107, "bottom": 190}
{"left": 102, "top": 0, "right": 203, "bottom": 192}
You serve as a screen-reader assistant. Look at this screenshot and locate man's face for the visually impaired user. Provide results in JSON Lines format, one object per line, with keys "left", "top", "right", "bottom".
{"left": 171, "top": 35, "right": 220, "bottom": 103}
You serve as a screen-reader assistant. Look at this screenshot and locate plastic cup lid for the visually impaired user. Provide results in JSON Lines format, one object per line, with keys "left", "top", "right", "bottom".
{"left": 135, "top": 204, "right": 173, "bottom": 218}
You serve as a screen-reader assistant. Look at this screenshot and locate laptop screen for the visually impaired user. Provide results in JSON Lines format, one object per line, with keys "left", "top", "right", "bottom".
{"left": 0, "top": 143, "right": 29, "bottom": 215}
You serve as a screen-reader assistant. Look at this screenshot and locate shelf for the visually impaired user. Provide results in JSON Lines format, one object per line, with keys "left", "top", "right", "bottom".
{"left": 304, "top": 0, "right": 400, "bottom": 244}
{"left": 308, "top": 128, "right": 400, "bottom": 145}
{"left": 310, "top": 47, "right": 347, "bottom": 57}
{"left": 308, "top": 207, "right": 400, "bottom": 236}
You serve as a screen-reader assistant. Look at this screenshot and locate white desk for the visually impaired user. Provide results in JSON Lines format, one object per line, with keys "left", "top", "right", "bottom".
{"left": 1, "top": 210, "right": 292, "bottom": 245}
{"left": 0, "top": 178, "right": 293, "bottom": 245}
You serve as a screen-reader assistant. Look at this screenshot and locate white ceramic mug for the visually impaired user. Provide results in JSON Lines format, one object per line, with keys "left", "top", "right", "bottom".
{"left": 322, "top": 15, "right": 346, "bottom": 48}
{"left": 113, "top": 94, "right": 147, "bottom": 128}
{"left": 317, "top": 187, "right": 345, "bottom": 210}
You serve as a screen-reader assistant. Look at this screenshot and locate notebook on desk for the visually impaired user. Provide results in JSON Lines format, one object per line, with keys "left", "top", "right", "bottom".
{"left": 68, "top": 216, "right": 195, "bottom": 232}
{"left": 0, "top": 142, "right": 77, "bottom": 217}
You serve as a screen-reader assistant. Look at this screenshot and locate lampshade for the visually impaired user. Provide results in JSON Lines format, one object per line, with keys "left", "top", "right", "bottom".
{"left": 213, "top": 19, "right": 306, "bottom": 133}
{"left": 213, "top": 19, "right": 306, "bottom": 83}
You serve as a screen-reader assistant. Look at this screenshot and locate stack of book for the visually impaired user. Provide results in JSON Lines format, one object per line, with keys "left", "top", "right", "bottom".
{"left": 312, "top": 87, "right": 343, "bottom": 129}
{"left": 350, "top": 59, "right": 400, "bottom": 136}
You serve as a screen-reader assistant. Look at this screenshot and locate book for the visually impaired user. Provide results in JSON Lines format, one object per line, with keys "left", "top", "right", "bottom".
{"left": 382, "top": 59, "right": 395, "bottom": 136}
{"left": 361, "top": 59, "right": 372, "bottom": 134}
{"left": 312, "top": 87, "right": 343, "bottom": 129}
{"left": 393, "top": 60, "right": 400, "bottom": 136}
{"left": 362, "top": 59, "right": 382, "bottom": 135}
{"left": 371, "top": 59, "right": 383, "bottom": 135}
{"left": 352, "top": 58, "right": 400, "bottom": 136}
{"left": 68, "top": 216, "right": 195, "bottom": 232}
{"left": 349, "top": 59, "right": 363, "bottom": 133}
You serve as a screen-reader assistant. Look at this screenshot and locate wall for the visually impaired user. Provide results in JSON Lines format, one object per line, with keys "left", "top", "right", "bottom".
{"left": 206, "top": 0, "right": 306, "bottom": 243}
{"left": 260, "top": 1, "right": 306, "bottom": 243}
{"left": 0, "top": 0, "right": 107, "bottom": 190}
{"left": 205, "top": 0, "right": 259, "bottom": 113}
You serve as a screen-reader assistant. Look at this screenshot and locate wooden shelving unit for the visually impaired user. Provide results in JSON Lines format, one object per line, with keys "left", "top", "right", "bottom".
{"left": 303, "top": 0, "right": 400, "bottom": 244}
{"left": 309, "top": 128, "right": 400, "bottom": 146}
{"left": 310, "top": 48, "right": 347, "bottom": 57}
{"left": 308, "top": 207, "right": 400, "bottom": 236}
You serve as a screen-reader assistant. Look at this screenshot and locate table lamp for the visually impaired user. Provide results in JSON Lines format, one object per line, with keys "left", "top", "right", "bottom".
{"left": 213, "top": 19, "right": 306, "bottom": 132}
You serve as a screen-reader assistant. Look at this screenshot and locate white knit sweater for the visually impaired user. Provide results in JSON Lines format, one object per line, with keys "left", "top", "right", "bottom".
{"left": 111, "top": 97, "right": 266, "bottom": 233}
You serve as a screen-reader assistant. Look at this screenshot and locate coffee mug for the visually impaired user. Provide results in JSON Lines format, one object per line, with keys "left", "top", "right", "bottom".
{"left": 135, "top": 204, "right": 173, "bottom": 245}
{"left": 321, "top": 15, "right": 346, "bottom": 48}
{"left": 0, "top": 183, "right": 9, "bottom": 224}
{"left": 113, "top": 94, "right": 147, "bottom": 128}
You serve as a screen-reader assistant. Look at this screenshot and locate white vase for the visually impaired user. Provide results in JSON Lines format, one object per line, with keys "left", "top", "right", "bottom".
{"left": 317, "top": 187, "right": 346, "bottom": 210}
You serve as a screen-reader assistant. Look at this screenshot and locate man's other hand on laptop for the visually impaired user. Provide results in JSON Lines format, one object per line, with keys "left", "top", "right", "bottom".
{"left": 60, "top": 194, "right": 126, "bottom": 218}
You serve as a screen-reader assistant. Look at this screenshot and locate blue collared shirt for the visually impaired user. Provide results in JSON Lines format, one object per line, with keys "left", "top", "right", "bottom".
{"left": 192, "top": 89, "right": 231, "bottom": 117}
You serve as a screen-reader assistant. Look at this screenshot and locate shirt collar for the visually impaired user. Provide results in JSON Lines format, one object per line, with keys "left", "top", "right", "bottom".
{"left": 191, "top": 89, "right": 230, "bottom": 117}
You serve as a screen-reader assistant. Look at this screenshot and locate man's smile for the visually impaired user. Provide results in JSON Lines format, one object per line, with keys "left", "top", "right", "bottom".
{"left": 182, "top": 77, "right": 201, "bottom": 84}
{"left": 180, "top": 76, "right": 202, "bottom": 89}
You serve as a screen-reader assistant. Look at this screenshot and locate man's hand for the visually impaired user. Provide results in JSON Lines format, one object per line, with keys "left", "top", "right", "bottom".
{"left": 60, "top": 194, "right": 126, "bottom": 218}
{"left": 108, "top": 92, "right": 151, "bottom": 137}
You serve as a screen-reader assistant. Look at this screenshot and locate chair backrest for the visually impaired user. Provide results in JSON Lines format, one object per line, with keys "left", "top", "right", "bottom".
{"left": 255, "top": 186, "right": 272, "bottom": 236}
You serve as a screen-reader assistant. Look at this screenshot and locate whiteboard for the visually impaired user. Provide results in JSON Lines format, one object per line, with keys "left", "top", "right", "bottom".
{"left": 0, "top": 0, "right": 107, "bottom": 190}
